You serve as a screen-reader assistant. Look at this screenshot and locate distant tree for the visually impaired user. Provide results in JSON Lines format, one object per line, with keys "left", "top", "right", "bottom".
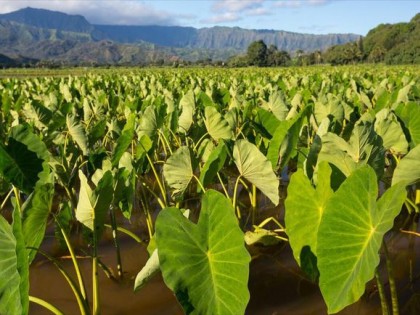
{"left": 247, "top": 40, "right": 268, "bottom": 66}
{"left": 294, "top": 49, "right": 304, "bottom": 66}
{"left": 267, "top": 45, "right": 291, "bottom": 66}
{"left": 227, "top": 54, "right": 248, "bottom": 67}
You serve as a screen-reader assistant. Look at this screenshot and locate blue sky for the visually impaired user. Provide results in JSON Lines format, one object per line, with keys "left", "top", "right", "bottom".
{"left": 0, "top": 0, "right": 419, "bottom": 35}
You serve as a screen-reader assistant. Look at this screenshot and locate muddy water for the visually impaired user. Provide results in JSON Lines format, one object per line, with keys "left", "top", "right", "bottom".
{"left": 28, "top": 204, "right": 420, "bottom": 315}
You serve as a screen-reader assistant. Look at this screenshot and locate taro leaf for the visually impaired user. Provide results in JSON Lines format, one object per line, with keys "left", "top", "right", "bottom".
{"left": 21, "top": 181, "right": 54, "bottom": 265}
{"left": 138, "top": 106, "right": 158, "bottom": 140}
{"left": 11, "top": 124, "right": 49, "bottom": 162}
{"left": 0, "top": 211, "right": 29, "bottom": 315}
{"left": 234, "top": 139, "right": 279, "bottom": 205}
{"left": 199, "top": 142, "right": 227, "bottom": 191}
{"left": 204, "top": 106, "right": 233, "bottom": 141}
{"left": 66, "top": 114, "right": 88, "bottom": 155}
{"left": 88, "top": 119, "right": 106, "bottom": 145}
{"left": 392, "top": 144, "right": 420, "bottom": 186}
{"left": 374, "top": 109, "right": 408, "bottom": 154}
{"left": 197, "top": 138, "right": 214, "bottom": 164}
{"left": 261, "top": 90, "right": 289, "bottom": 121}
{"left": 266, "top": 117, "right": 296, "bottom": 170}
{"left": 178, "top": 90, "right": 195, "bottom": 134}
{"left": 113, "top": 166, "right": 135, "bottom": 219}
{"left": 111, "top": 113, "right": 135, "bottom": 167}
{"left": 268, "top": 105, "right": 311, "bottom": 171}
{"left": 285, "top": 162, "right": 333, "bottom": 267}
{"left": 163, "top": 146, "right": 193, "bottom": 198}
{"left": 317, "top": 166, "right": 407, "bottom": 314}
{"left": 318, "top": 121, "right": 385, "bottom": 179}
{"left": 134, "top": 249, "right": 160, "bottom": 292}
{"left": 314, "top": 96, "right": 344, "bottom": 127}
{"left": 76, "top": 171, "right": 113, "bottom": 237}
{"left": 135, "top": 134, "right": 153, "bottom": 161}
{"left": 0, "top": 139, "right": 43, "bottom": 194}
{"left": 244, "top": 228, "right": 281, "bottom": 246}
{"left": 395, "top": 102, "right": 420, "bottom": 148}
{"left": 156, "top": 190, "right": 250, "bottom": 315}
{"left": 256, "top": 108, "right": 280, "bottom": 137}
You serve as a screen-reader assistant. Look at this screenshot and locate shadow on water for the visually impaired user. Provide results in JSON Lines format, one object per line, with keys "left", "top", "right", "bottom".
{"left": 28, "top": 193, "right": 420, "bottom": 315}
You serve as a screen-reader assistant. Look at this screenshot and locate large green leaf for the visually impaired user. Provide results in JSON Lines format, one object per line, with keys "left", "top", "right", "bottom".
{"left": 0, "top": 138, "right": 43, "bottom": 194}
{"left": 199, "top": 142, "right": 227, "bottom": 191}
{"left": 318, "top": 121, "right": 385, "bottom": 178}
{"left": 204, "top": 106, "right": 233, "bottom": 141}
{"left": 178, "top": 90, "right": 195, "bottom": 134}
{"left": 156, "top": 190, "right": 250, "bottom": 314}
{"left": 234, "top": 139, "right": 279, "bottom": 205}
{"left": 396, "top": 102, "right": 420, "bottom": 148}
{"left": 261, "top": 90, "right": 289, "bottom": 121}
{"left": 374, "top": 109, "right": 408, "bottom": 154}
{"left": 317, "top": 166, "right": 407, "bottom": 314}
{"left": 163, "top": 146, "right": 193, "bottom": 197}
{"left": 137, "top": 106, "right": 159, "bottom": 140}
{"left": 256, "top": 108, "right": 280, "bottom": 136}
{"left": 0, "top": 211, "right": 29, "bottom": 315}
{"left": 285, "top": 162, "right": 334, "bottom": 266}
{"left": 66, "top": 115, "right": 88, "bottom": 155}
{"left": 392, "top": 144, "right": 420, "bottom": 186}
{"left": 111, "top": 113, "right": 135, "bottom": 167}
{"left": 21, "top": 181, "right": 54, "bottom": 264}
{"left": 314, "top": 96, "right": 344, "bottom": 127}
{"left": 10, "top": 125, "right": 50, "bottom": 162}
{"left": 76, "top": 171, "right": 113, "bottom": 236}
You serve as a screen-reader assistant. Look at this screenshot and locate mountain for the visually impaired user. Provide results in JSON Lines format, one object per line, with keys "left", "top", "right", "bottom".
{"left": 0, "top": 7, "right": 93, "bottom": 33}
{"left": 93, "top": 25, "right": 358, "bottom": 52}
{"left": 0, "top": 7, "right": 360, "bottom": 66}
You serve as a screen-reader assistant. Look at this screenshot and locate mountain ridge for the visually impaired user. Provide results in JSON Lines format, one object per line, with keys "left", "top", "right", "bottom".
{"left": 0, "top": 7, "right": 360, "bottom": 66}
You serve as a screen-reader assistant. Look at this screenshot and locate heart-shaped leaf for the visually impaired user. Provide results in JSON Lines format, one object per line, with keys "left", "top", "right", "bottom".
{"left": 285, "top": 161, "right": 334, "bottom": 266}
{"left": 317, "top": 166, "right": 407, "bottom": 314}
{"left": 163, "top": 146, "right": 193, "bottom": 197}
{"left": 374, "top": 109, "right": 408, "bottom": 154}
{"left": 204, "top": 106, "right": 233, "bottom": 141}
{"left": 392, "top": 144, "right": 420, "bottom": 186}
{"left": 76, "top": 170, "right": 113, "bottom": 236}
{"left": 233, "top": 139, "right": 279, "bottom": 205}
{"left": 178, "top": 90, "right": 195, "bottom": 134}
{"left": 112, "top": 113, "right": 135, "bottom": 167}
{"left": 66, "top": 114, "right": 88, "bottom": 155}
{"left": 156, "top": 190, "right": 250, "bottom": 315}
{"left": 0, "top": 139, "right": 44, "bottom": 194}
{"left": 318, "top": 121, "right": 385, "bottom": 178}
{"left": 0, "top": 210, "right": 29, "bottom": 315}
{"left": 21, "top": 181, "right": 54, "bottom": 264}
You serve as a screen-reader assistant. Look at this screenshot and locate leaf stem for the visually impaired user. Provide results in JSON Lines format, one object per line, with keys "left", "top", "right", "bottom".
{"left": 375, "top": 269, "right": 390, "bottom": 315}
{"left": 233, "top": 175, "right": 242, "bottom": 219}
{"left": 383, "top": 241, "right": 399, "bottom": 315}
{"left": 145, "top": 153, "right": 167, "bottom": 206}
{"left": 0, "top": 187, "right": 14, "bottom": 211}
{"left": 29, "top": 296, "right": 65, "bottom": 315}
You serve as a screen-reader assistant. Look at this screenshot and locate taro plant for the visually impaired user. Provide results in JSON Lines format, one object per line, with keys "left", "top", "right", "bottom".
{"left": 285, "top": 163, "right": 407, "bottom": 313}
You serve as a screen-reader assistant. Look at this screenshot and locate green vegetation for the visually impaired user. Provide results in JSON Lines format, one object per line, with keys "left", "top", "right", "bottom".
{"left": 0, "top": 66, "right": 419, "bottom": 314}
{"left": 324, "top": 13, "right": 420, "bottom": 65}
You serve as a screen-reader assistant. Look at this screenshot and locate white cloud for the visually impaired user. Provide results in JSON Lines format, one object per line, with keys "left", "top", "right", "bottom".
{"left": 201, "top": 12, "right": 241, "bottom": 24}
{"left": 212, "top": 0, "right": 264, "bottom": 13}
{"left": 247, "top": 7, "right": 272, "bottom": 16}
{"left": 274, "top": 0, "right": 330, "bottom": 8}
{"left": 0, "top": 0, "right": 185, "bottom": 25}
{"left": 203, "top": 0, "right": 269, "bottom": 25}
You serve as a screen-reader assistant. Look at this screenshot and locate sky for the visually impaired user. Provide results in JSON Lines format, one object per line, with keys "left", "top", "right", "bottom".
{"left": 0, "top": 0, "right": 419, "bottom": 35}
